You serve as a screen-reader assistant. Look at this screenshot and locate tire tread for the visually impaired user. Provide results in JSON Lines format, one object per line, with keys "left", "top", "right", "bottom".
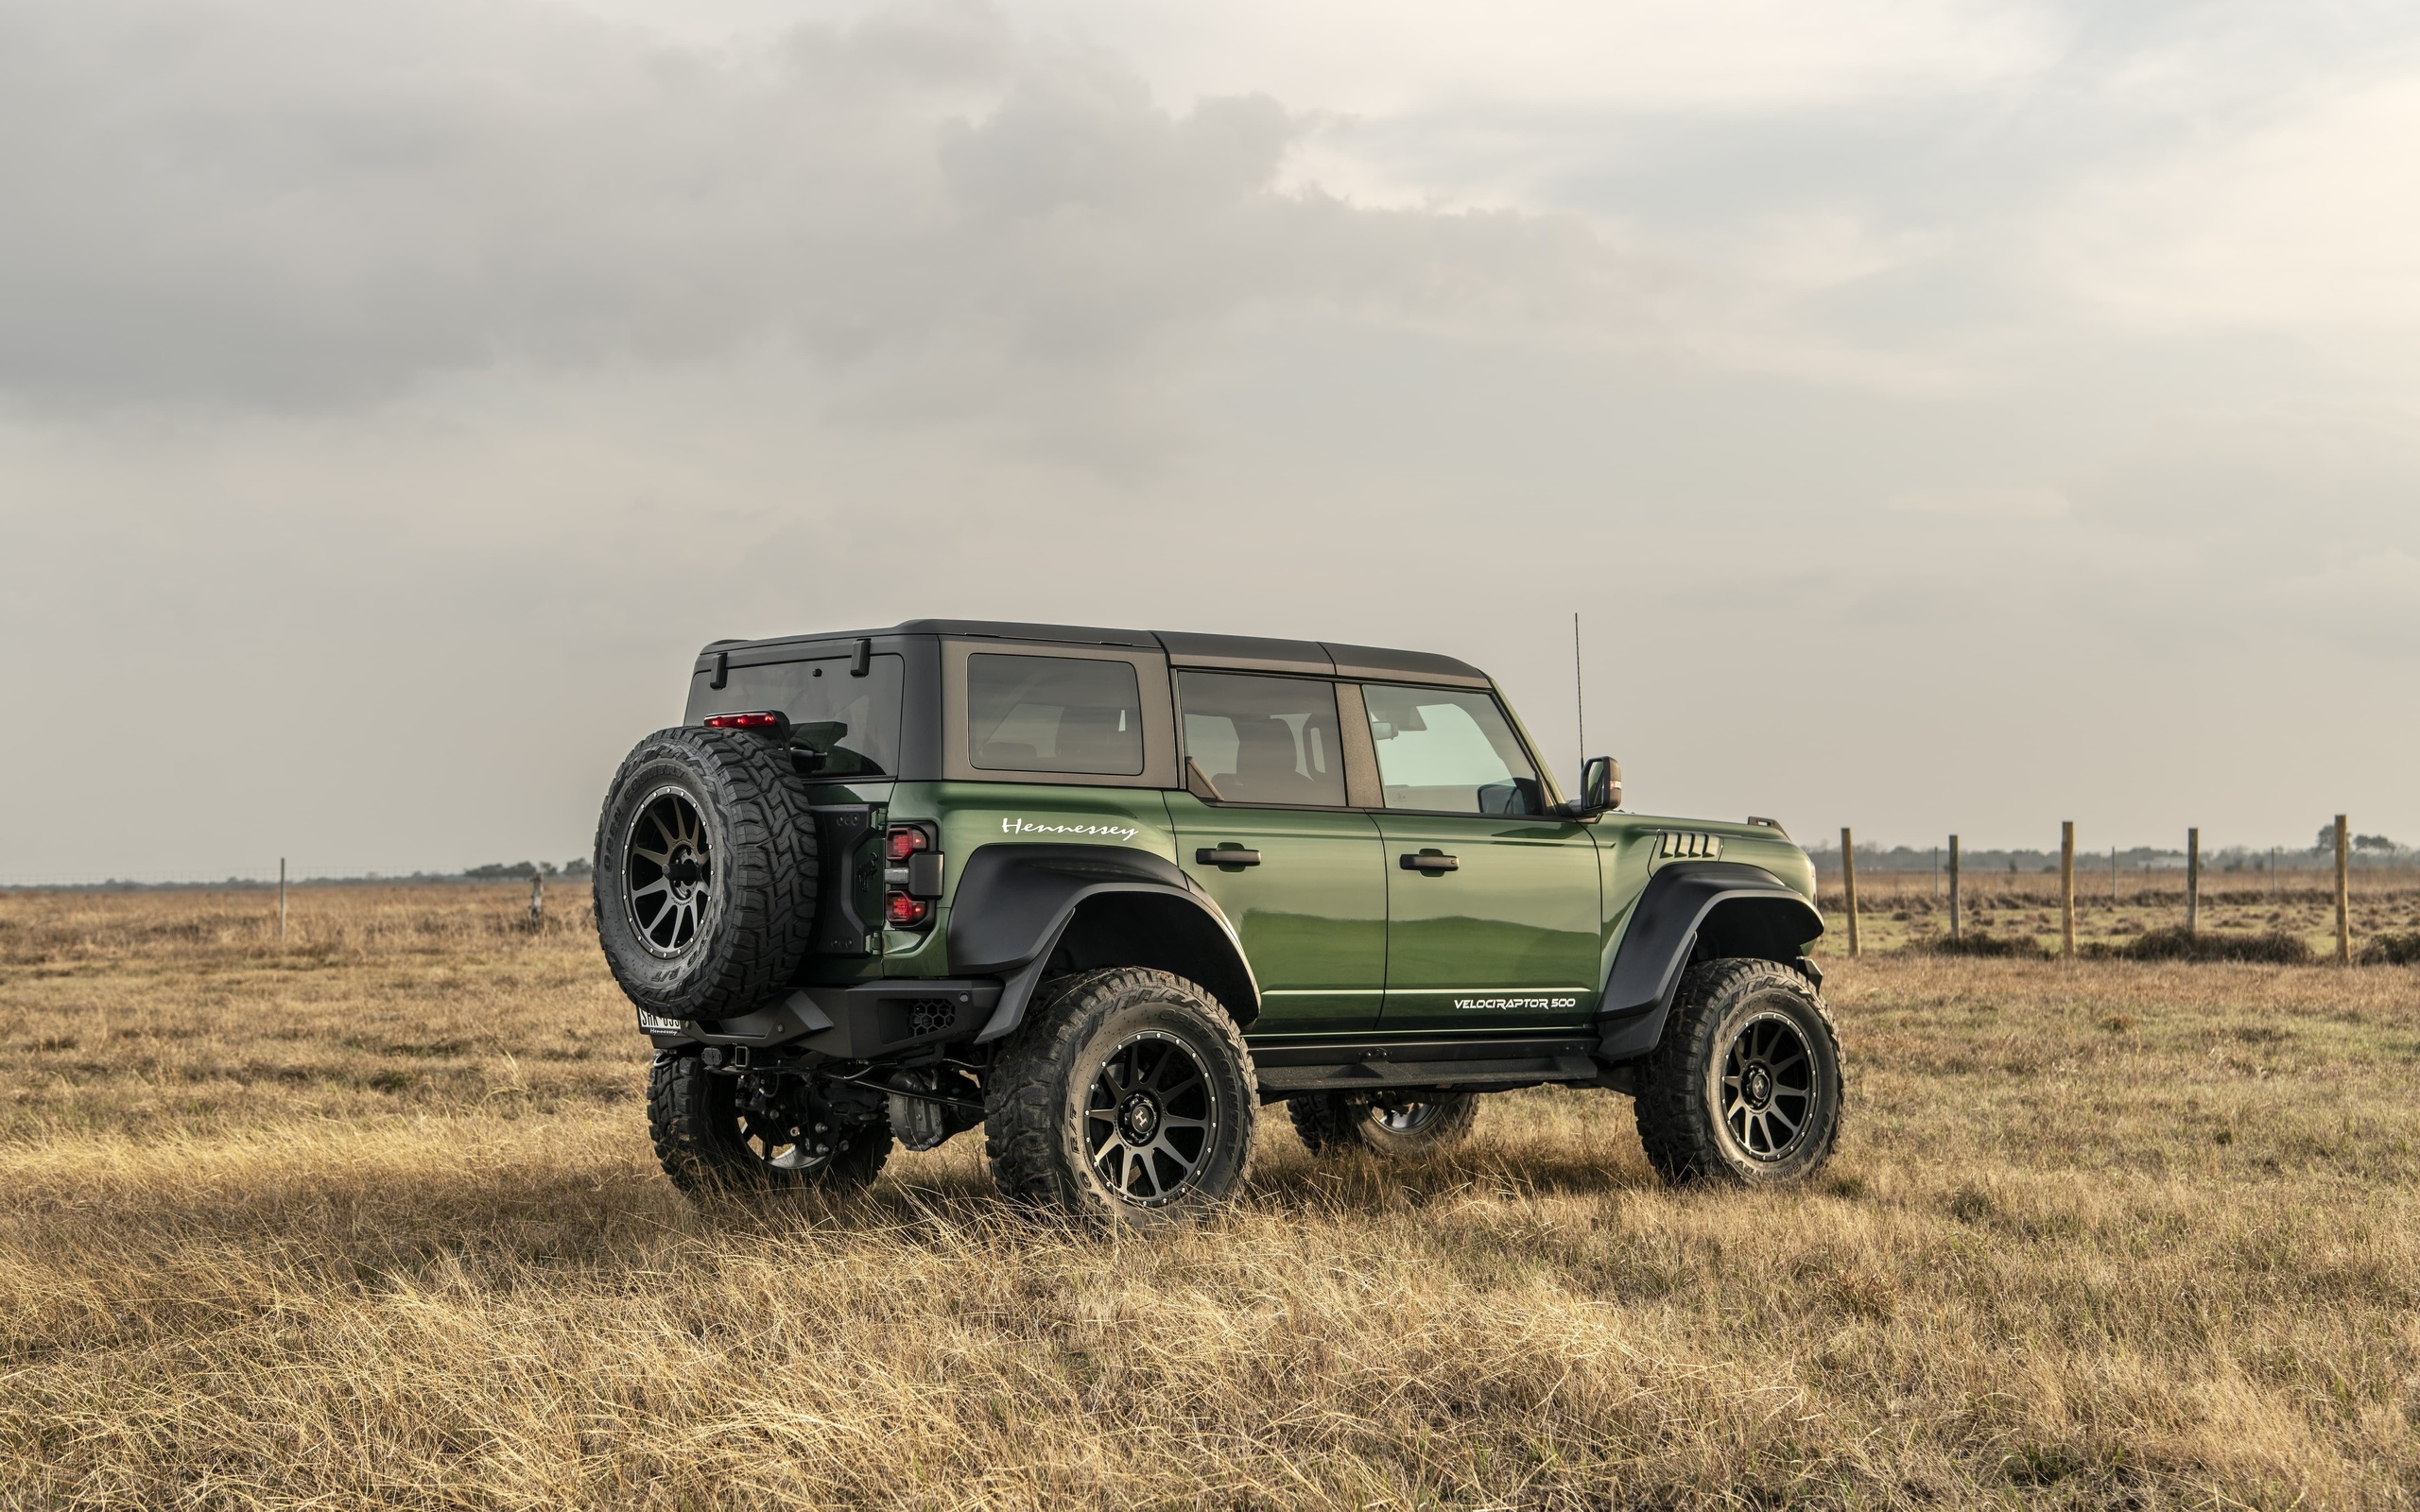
{"left": 594, "top": 727, "right": 820, "bottom": 1021}
{"left": 984, "top": 968, "right": 1256, "bottom": 1220}
{"left": 1633, "top": 957, "right": 1841, "bottom": 1186}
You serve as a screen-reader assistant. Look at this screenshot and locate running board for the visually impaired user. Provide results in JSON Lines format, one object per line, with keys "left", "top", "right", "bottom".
{"left": 1250, "top": 1037, "right": 1601, "bottom": 1102}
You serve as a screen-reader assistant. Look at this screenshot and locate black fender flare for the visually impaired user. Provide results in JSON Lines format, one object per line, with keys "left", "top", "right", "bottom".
{"left": 945, "top": 843, "right": 1261, "bottom": 1044}
{"left": 1596, "top": 860, "right": 1824, "bottom": 1061}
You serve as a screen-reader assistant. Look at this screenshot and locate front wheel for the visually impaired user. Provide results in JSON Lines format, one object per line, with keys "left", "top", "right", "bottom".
{"left": 1633, "top": 958, "right": 1841, "bottom": 1187}
{"left": 984, "top": 968, "right": 1257, "bottom": 1226}
{"left": 648, "top": 1054, "right": 890, "bottom": 1196}
{"left": 1289, "top": 1091, "right": 1478, "bottom": 1157}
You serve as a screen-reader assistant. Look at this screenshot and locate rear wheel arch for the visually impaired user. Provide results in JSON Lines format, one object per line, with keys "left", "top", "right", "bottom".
{"left": 952, "top": 844, "right": 1262, "bottom": 1045}
{"left": 1048, "top": 891, "right": 1259, "bottom": 1027}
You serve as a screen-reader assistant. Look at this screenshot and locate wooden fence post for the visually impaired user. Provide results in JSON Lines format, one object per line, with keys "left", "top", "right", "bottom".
{"left": 2060, "top": 821, "right": 2075, "bottom": 957}
{"left": 2186, "top": 827, "right": 2200, "bottom": 934}
{"left": 1841, "top": 827, "right": 1860, "bottom": 959}
{"left": 1948, "top": 834, "right": 1962, "bottom": 942}
{"left": 278, "top": 857, "right": 286, "bottom": 940}
{"left": 2336, "top": 815, "right": 2351, "bottom": 964}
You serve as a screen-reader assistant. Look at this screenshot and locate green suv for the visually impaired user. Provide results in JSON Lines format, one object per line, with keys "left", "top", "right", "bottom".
{"left": 596, "top": 620, "right": 1839, "bottom": 1222}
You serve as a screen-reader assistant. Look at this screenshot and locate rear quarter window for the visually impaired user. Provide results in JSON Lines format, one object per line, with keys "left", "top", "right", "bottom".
{"left": 967, "top": 654, "right": 1144, "bottom": 775}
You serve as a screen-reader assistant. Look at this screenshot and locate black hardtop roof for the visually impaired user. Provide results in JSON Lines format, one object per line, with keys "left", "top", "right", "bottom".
{"left": 700, "top": 620, "right": 1490, "bottom": 687}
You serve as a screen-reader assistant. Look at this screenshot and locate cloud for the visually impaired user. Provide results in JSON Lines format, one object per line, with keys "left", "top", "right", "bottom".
{"left": 7, "top": 0, "right": 2420, "bottom": 874}
{"left": 2048, "top": 69, "right": 2420, "bottom": 342}
{"left": 1891, "top": 485, "right": 2069, "bottom": 518}
{"left": 0, "top": 0, "right": 1694, "bottom": 444}
{"left": 1007, "top": 0, "right": 2059, "bottom": 119}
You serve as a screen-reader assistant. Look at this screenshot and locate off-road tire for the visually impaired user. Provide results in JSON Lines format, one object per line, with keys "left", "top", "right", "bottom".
{"left": 984, "top": 968, "right": 1257, "bottom": 1226}
{"left": 647, "top": 1053, "right": 889, "bottom": 1195}
{"left": 594, "top": 726, "right": 818, "bottom": 1022}
{"left": 1634, "top": 957, "right": 1841, "bottom": 1187}
{"left": 1288, "top": 1092, "right": 1479, "bottom": 1157}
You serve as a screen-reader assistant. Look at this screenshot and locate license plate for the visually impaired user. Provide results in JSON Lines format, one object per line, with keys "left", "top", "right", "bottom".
{"left": 634, "top": 1008, "right": 685, "bottom": 1034}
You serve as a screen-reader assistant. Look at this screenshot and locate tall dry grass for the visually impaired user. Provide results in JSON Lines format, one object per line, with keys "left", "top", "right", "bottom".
{"left": 3, "top": 886, "right": 2417, "bottom": 1509}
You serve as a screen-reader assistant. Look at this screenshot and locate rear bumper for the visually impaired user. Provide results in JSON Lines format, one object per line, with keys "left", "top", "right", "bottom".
{"left": 639, "top": 978, "right": 1003, "bottom": 1059}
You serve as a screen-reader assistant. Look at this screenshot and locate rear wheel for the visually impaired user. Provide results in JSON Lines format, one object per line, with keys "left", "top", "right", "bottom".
{"left": 648, "top": 1054, "right": 890, "bottom": 1195}
{"left": 1633, "top": 958, "right": 1841, "bottom": 1187}
{"left": 984, "top": 968, "right": 1257, "bottom": 1226}
{"left": 1288, "top": 1091, "right": 1478, "bottom": 1157}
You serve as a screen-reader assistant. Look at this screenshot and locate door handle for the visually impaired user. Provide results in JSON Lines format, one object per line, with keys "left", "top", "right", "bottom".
{"left": 1196, "top": 847, "right": 1261, "bottom": 867}
{"left": 1399, "top": 851, "right": 1459, "bottom": 872}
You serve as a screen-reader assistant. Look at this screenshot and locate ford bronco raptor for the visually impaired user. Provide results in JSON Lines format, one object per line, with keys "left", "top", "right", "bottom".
{"left": 596, "top": 620, "right": 1838, "bottom": 1223}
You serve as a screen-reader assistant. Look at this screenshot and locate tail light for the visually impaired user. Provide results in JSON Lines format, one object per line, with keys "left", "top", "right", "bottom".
{"left": 704, "top": 711, "right": 789, "bottom": 736}
{"left": 882, "top": 823, "right": 941, "bottom": 930}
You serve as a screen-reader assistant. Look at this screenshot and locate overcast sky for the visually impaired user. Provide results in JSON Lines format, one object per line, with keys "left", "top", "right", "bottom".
{"left": 4, "top": 0, "right": 2416, "bottom": 879}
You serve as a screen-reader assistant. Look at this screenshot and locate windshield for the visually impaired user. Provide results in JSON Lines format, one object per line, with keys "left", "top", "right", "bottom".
{"left": 687, "top": 653, "right": 904, "bottom": 780}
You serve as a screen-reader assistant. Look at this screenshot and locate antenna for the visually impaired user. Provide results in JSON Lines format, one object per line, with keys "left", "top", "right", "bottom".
{"left": 1572, "top": 610, "right": 1585, "bottom": 789}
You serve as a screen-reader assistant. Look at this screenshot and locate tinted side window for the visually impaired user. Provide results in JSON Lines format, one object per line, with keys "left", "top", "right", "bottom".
{"left": 1178, "top": 672, "right": 1346, "bottom": 807}
{"left": 689, "top": 653, "right": 903, "bottom": 780}
{"left": 967, "top": 654, "right": 1145, "bottom": 775}
{"left": 1361, "top": 684, "right": 1545, "bottom": 815}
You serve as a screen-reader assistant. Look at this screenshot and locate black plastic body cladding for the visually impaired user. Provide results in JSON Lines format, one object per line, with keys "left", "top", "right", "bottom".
{"left": 1596, "top": 861, "right": 1824, "bottom": 1061}
{"left": 946, "top": 844, "right": 1260, "bottom": 1043}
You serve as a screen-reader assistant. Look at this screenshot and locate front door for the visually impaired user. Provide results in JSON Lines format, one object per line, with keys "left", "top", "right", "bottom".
{"left": 1358, "top": 683, "right": 1601, "bottom": 1033}
{"left": 1168, "top": 670, "right": 1386, "bottom": 1037}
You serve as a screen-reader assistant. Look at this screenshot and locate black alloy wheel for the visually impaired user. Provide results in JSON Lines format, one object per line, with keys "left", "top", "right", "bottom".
{"left": 1372, "top": 1098, "right": 1455, "bottom": 1137}
{"left": 985, "top": 967, "right": 1258, "bottom": 1225}
{"left": 1083, "top": 1030, "right": 1219, "bottom": 1208}
{"left": 1288, "top": 1089, "right": 1479, "bottom": 1157}
{"left": 648, "top": 1055, "right": 890, "bottom": 1195}
{"left": 591, "top": 727, "right": 818, "bottom": 1022}
{"left": 1632, "top": 957, "right": 1841, "bottom": 1187}
{"left": 625, "top": 786, "right": 713, "bottom": 956}
{"left": 733, "top": 1078, "right": 842, "bottom": 1174}
{"left": 1719, "top": 1012, "right": 1818, "bottom": 1161}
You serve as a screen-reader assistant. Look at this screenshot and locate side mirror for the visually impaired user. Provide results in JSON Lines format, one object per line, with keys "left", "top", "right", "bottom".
{"left": 1563, "top": 755, "right": 1621, "bottom": 816}
{"left": 1478, "top": 777, "right": 1547, "bottom": 816}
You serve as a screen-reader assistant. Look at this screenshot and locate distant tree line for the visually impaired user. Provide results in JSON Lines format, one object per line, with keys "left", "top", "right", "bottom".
{"left": 1809, "top": 830, "right": 2411, "bottom": 876}
{"left": 460, "top": 858, "right": 594, "bottom": 880}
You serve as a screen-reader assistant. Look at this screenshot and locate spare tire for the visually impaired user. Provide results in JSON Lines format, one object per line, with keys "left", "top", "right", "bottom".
{"left": 593, "top": 727, "right": 820, "bottom": 1021}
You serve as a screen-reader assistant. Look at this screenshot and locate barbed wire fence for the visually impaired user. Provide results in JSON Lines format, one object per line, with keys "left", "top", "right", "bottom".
{"left": 1816, "top": 816, "right": 2418, "bottom": 965}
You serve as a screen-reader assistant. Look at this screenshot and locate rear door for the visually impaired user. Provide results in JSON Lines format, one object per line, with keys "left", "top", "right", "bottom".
{"left": 1357, "top": 683, "right": 1600, "bottom": 1033}
{"left": 1168, "top": 671, "right": 1386, "bottom": 1036}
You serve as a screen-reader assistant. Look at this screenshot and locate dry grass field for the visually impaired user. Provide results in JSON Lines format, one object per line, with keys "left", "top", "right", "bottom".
{"left": 5, "top": 884, "right": 2419, "bottom": 1509}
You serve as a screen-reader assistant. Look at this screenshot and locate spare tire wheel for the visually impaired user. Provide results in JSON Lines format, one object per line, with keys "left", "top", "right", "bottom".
{"left": 593, "top": 726, "right": 820, "bottom": 1021}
